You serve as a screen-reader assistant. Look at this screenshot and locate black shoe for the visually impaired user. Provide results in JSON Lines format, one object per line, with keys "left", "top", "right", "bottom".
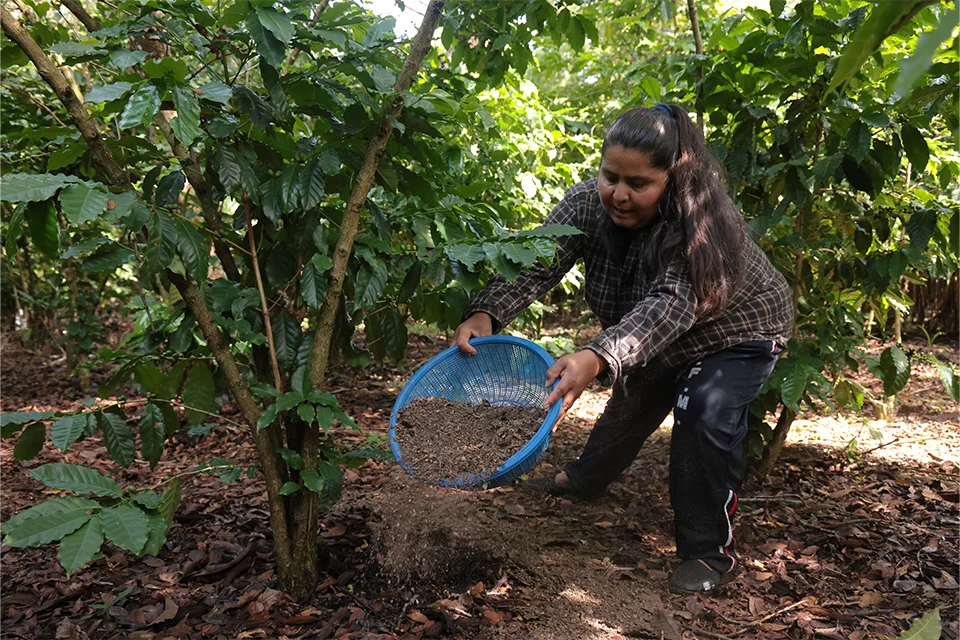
{"left": 519, "top": 475, "right": 604, "bottom": 501}
{"left": 669, "top": 560, "right": 723, "bottom": 595}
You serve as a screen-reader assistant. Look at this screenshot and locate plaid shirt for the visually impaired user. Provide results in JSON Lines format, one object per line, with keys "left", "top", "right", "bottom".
{"left": 464, "top": 179, "right": 794, "bottom": 385}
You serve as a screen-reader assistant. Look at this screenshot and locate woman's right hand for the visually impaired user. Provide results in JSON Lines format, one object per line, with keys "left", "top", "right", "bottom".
{"left": 453, "top": 312, "right": 494, "bottom": 355}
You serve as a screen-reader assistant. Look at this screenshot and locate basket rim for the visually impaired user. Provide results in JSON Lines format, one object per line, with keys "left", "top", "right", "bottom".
{"left": 388, "top": 335, "right": 561, "bottom": 487}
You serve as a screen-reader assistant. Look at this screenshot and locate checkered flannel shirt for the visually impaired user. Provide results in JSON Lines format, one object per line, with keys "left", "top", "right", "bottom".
{"left": 463, "top": 179, "right": 794, "bottom": 385}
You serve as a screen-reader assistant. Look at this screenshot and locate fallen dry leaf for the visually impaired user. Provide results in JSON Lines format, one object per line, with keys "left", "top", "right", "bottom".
{"left": 321, "top": 522, "right": 347, "bottom": 538}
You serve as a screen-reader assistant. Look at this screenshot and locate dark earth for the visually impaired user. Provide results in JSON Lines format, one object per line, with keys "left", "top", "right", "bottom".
{"left": 1, "top": 323, "right": 957, "bottom": 640}
{"left": 394, "top": 398, "right": 546, "bottom": 483}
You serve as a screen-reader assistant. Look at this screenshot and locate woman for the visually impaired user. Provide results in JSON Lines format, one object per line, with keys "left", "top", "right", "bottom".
{"left": 452, "top": 104, "right": 793, "bottom": 595}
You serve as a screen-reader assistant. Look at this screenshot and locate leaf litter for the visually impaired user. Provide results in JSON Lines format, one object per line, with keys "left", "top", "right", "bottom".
{"left": 1, "top": 330, "right": 957, "bottom": 639}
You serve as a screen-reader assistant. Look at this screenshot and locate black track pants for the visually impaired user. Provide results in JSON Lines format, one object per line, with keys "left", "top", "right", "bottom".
{"left": 563, "top": 340, "right": 782, "bottom": 573}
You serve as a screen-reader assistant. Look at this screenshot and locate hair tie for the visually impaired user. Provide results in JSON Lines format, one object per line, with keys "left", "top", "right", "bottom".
{"left": 652, "top": 103, "right": 674, "bottom": 117}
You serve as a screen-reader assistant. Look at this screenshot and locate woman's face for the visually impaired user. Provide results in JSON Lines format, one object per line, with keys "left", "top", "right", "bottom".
{"left": 598, "top": 145, "right": 669, "bottom": 230}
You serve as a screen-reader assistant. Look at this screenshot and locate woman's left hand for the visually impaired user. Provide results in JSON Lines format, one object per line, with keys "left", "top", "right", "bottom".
{"left": 543, "top": 350, "right": 608, "bottom": 431}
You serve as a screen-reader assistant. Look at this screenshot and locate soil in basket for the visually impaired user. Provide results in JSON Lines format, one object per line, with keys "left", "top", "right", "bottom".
{"left": 395, "top": 397, "right": 546, "bottom": 482}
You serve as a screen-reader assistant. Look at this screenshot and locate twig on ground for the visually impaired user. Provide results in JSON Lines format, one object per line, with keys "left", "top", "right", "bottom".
{"left": 731, "top": 596, "right": 815, "bottom": 636}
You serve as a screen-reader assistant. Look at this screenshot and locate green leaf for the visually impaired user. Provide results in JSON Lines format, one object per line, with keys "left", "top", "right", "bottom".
{"left": 275, "top": 392, "right": 301, "bottom": 412}
{"left": 3, "top": 505, "right": 94, "bottom": 548}
{"left": 279, "top": 482, "right": 300, "bottom": 496}
{"left": 301, "top": 461, "right": 342, "bottom": 508}
{"left": 158, "top": 478, "right": 181, "bottom": 530}
{"left": 639, "top": 76, "right": 661, "bottom": 101}
{"left": 215, "top": 145, "right": 242, "bottom": 194}
{"left": 935, "top": 363, "right": 959, "bottom": 403}
{"left": 141, "top": 510, "right": 167, "bottom": 556}
{"left": 367, "top": 306, "right": 407, "bottom": 364}
{"left": 895, "top": 5, "right": 959, "bottom": 96}
{"left": 397, "top": 261, "right": 421, "bottom": 303}
{"left": 781, "top": 364, "right": 809, "bottom": 411}
{"left": 278, "top": 163, "right": 301, "bottom": 211}
{"left": 60, "top": 183, "right": 109, "bottom": 225}
{"left": 139, "top": 403, "right": 164, "bottom": 470}
{"left": 170, "top": 218, "right": 208, "bottom": 282}
{"left": 145, "top": 213, "right": 177, "bottom": 277}
{"left": 906, "top": 209, "right": 937, "bottom": 249}
{"left": 25, "top": 200, "right": 60, "bottom": 257}
{"left": 109, "top": 49, "right": 148, "bottom": 69}
{"left": 47, "top": 142, "right": 88, "bottom": 171}
{"left": 315, "top": 405, "right": 334, "bottom": 431}
{"left": 51, "top": 414, "right": 86, "bottom": 451}
{"left": 300, "top": 259, "right": 327, "bottom": 310}
{"left": 846, "top": 120, "right": 872, "bottom": 164}
{"left": 29, "top": 462, "right": 121, "bottom": 497}
{"left": 827, "top": 1, "right": 930, "bottom": 94}
{"left": 256, "top": 7, "right": 294, "bottom": 43}
{"left": 297, "top": 403, "right": 315, "bottom": 425}
{"left": 770, "top": 0, "right": 785, "bottom": 18}
{"left": 271, "top": 310, "right": 301, "bottom": 369}
{"left": 319, "top": 149, "right": 340, "bottom": 176}
{"left": 85, "top": 81, "right": 134, "bottom": 104}
{"left": 59, "top": 516, "right": 103, "bottom": 577}
{"left": 155, "top": 171, "right": 185, "bottom": 206}
{"left": 196, "top": 80, "right": 232, "bottom": 105}
{"left": 256, "top": 403, "right": 280, "bottom": 431}
{"left": 100, "top": 412, "right": 136, "bottom": 468}
{"left": 0, "top": 173, "right": 83, "bottom": 202}
{"left": 1, "top": 411, "right": 55, "bottom": 428}
{"left": 182, "top": 363, "right": 215, "bottom": 425}
{"left": 247, "top": 11, "right": 286, "bottom": 68}
{"left": 300, "top": 159, "right": 325, "bottom": 209}
{"left": 879, "top": 345, "right": 911, "bottom": 397}
{"left": 279, "top": 448, "right": 303, "bottom": 469}
{"left": 2, "top": 496, "right": 98, "bottom": 537}
{"left": 371, "top": 65, "right": 396, "bottom": 93}
{"left": 132, "top": 491, "right": 163, "bottom": 510}
{"left": 567, "top": 15, "right": 585, "bottom": 51}
{"left": 171, "top": 84, "right": 201, "bottom": 145}
{"left": 118, "top": 83, "right": 161, "bottom": 129}
{"left": 82, "top": 246, "right": 134, "bottom": 272}
{"left": 222, "top": 0, "right": 248, "bottom": 26}
{"left": 291, "top": 366, "right": 310, "bottom": 399}
{"left": 354, "top": 261, "right": 387, "bottom": 308}
{"left": 363, "top": 16, "right": 395, "bottom": 46}
{"left": 134, "top": 364, "right": 164, "bottom": 395}
{"left": 100, "top": 504, "right": 149, "bottom": 554}
{"left": 14, "top": 422, "right": 46, "bottom": 461}
{"left": 898, "top": 608, "right": 941, "bottom": 640}
{"left": 901, "top": 123, "right": 929, "bottom": 172}
{"left": 234, "top": 85, "right": 273, "bottom": 129}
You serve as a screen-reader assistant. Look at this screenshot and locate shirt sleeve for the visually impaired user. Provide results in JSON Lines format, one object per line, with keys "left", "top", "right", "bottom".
{"left": 584, "top": 255, "right": 698, "bottom": 386}
{"left": 462, "top": 190, "right": 586, "bottom": 332}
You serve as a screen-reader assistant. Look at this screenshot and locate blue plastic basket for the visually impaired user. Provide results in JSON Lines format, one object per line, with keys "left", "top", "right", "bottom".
{"left": 388, "top": 335, "right": 561, "bottom": 489}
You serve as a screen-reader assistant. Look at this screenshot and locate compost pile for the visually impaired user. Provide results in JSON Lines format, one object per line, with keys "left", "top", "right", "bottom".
{"left": 394, "top": 397, "right": 546, "bottom": 482}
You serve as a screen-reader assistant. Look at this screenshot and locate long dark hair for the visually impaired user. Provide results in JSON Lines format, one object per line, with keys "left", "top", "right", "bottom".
{"left": 601, "top": 104, "right": 745, "bottom": 316}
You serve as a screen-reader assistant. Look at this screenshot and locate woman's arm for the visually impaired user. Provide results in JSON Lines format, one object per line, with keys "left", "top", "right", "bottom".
{"left": 584, "top": 256, "right": 698, "bottom": 386}
{"left": 461, "top": 189, "right": 587, "bottom": 332}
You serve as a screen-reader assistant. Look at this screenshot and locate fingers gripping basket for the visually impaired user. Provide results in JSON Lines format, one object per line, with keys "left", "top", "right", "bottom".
{"left": 389, "top": 336, "right": 561, "bottom": 489}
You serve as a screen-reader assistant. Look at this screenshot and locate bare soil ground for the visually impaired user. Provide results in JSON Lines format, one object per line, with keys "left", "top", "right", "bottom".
{"left": 1, "top": 328, "right": 957, "bottom": 640}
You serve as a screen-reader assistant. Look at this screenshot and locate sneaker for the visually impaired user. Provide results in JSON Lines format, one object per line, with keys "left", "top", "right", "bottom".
{"left": 519, "top": 475, "right": 605, "bottom": 501}
{"left": 669, "top": 559, "right": 724, "bottom": 595}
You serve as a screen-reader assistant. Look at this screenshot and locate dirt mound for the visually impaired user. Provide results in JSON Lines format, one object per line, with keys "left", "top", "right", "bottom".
{"left": 364, "top": 469, "right": 512, "bottom": 593}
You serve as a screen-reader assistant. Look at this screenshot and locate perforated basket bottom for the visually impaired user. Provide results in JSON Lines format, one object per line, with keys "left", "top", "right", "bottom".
{"left": 389, "top": 336, "right": 563, "bottom": 489}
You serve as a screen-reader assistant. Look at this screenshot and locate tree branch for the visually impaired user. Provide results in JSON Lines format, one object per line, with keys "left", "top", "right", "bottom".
{"left": 686, "top": 0, "right": 704, "bottom": 133}
{"left": 308, "top": 0, "right": 445, "bottom": 390}
{"left": 166, "top": 271, "right": 294, "bottom": 569}
{"left": 287, "top": 0, "right": 330, "bottom": 65}
{"left": 58, "top": 0, "right": 242, "bottom": 282}
{"left": 1, "top": 5, "right": 131, "bottom": 188}
{"left": 58, "top": 0, "right": 99, "bottom": 31}
{"left": 152, "top": 113, "right": 242, "bottom": 281}
{"left": 243, "top": 192, "right": 284, "bottom": 392}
